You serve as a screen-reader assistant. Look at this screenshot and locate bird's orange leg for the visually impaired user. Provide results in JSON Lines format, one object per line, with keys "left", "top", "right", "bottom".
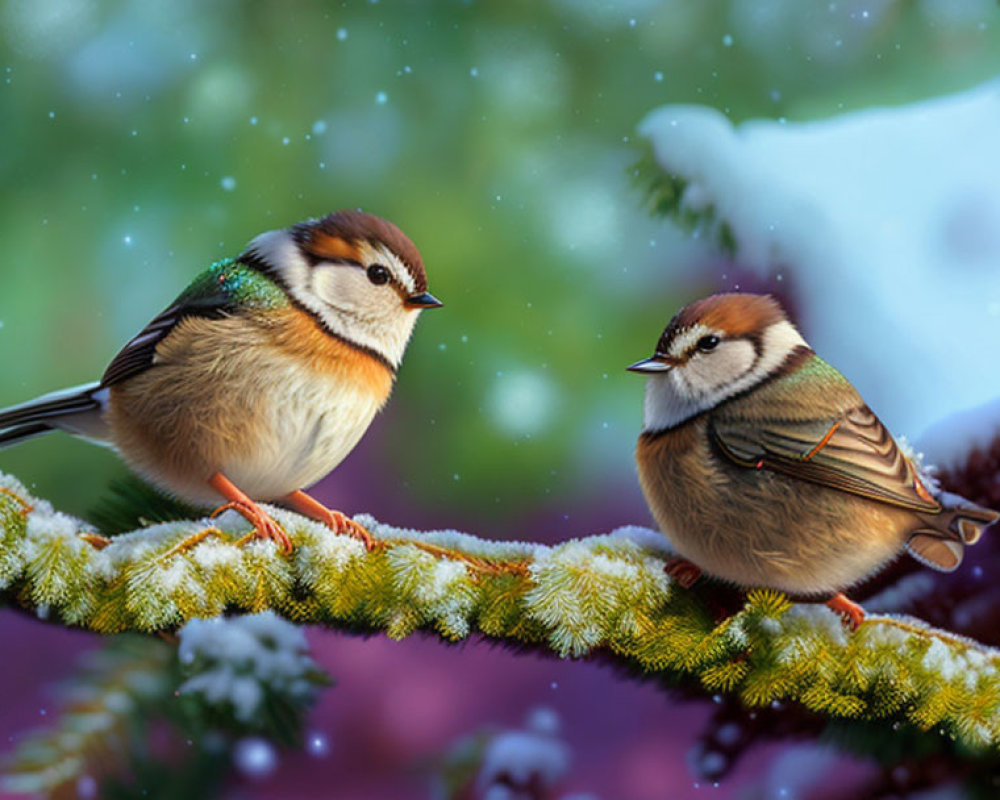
{"left": 826, "top": 593, "right": 865, "bottom": 631}
{"left": 283, "top": 489, "right": 377, "bottom": 551}
{"left": 208, "top": 472, "right": 292, "bottom": 554}
{"left": 665, "top": 557, "right": 703, "bottom": 589}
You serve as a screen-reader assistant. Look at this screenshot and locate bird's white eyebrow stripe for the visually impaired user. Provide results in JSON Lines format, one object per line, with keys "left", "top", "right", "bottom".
{"left": 375, "top": 245, "right": 416, "bottom": 294}
{"left": 668, "top": 324, "right": 721, "bottom": 356}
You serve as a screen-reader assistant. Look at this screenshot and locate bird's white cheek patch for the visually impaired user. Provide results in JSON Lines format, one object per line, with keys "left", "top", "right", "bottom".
{"left": 304, "top": 266, "right": 419, "bottom": 369}
{"left": 684, "top": 340, "right": 757, "bottom": 397}
{"left": 641, "top": 320, "right": 808, "bottom": 432}
{"left": 311, "top": 266, "right": 368, "bottom": 311}
{"left": 700, "top": 320, "right": 808, "bottom": 403}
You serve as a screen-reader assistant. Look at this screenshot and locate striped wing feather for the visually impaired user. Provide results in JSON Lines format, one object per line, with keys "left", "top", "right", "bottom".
{"left": 710, "top": 406, "right": 941, "bottom": 512}
{"left": 101, "top": 291, "right": 230, "bottom": 388}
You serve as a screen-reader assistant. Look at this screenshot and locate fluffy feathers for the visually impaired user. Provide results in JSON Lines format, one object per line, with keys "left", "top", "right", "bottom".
{"left": 634, "top": 292, "right": 999, "bottom": 597}
{"left": 0, "top": 211, "right": 432, "bottom": 519}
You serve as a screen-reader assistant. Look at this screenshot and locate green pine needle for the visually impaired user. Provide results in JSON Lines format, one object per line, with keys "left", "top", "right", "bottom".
{"left": 3, "top": 469, "right": 1000, "bottom": 773}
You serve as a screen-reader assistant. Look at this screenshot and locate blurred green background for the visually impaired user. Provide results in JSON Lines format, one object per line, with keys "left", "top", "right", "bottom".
{"left": 1, "top": 0, "right": 999, "bottom": 525}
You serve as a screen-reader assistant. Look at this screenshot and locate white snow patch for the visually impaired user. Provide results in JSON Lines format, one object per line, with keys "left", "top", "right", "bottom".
{"left": 355, "top": 516, "right": 668, "bottom": 568}
{"left": 533, "top": 540, "right": 638, "bottom": 583}
{"left": 176, "top": 612, "right": 323, "bottom": 722}
{"left": 476, "top": 708, "right": 571, "bottom": 798}
{"left": 895, "top": 436, "right": 943, "bottom": 497}
{"left": 777, "top": 605, "right": 849, "bottom": 650}
{"left": 858, "top": 622, "right": 910, "bottom": 650}
{"left": 724, "top": 617, "right": 749, "bottom": 650}
{"left": 422, "top": 558, "right": 469, "bottom": 604}
{"left": 640, "top": 81, "right": 1000, "bottom": 438}
{"left": 0, "top": 478, "right": 115, "bottom": 593}
{"left": 605, "top": 525, "right": 673, "bottom": 554}
{"left": 151, "top": 559, "right": 193, "bottom": 595}
{"left": 0, "top": 472, "right": 32, "bottom": 498}
{"left": 526, "top": 536, "right": 671, "bottom": 656}
{"left": 293, "top": 518, "right": 367, "bottom": 585}
{"left": 355, "top": 513, "right": 539, "bottom": 560}
{"left": 922, "top": 638, "right": 961, "bottom": 681}
{"left": 191, "top": 540, "right": 243, "bottom": 571}
{"left": 24, "top": 509, "right": 81, "bottom": 545}
{"left": 759, "top": 617, "right": 782, "bottom": 636}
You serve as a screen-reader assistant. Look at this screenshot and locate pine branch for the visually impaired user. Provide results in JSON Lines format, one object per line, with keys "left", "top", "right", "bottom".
{"left": 630, "top": 147, "right": 736, "bottom": 256}
{"left": 1, "top": 613, "right": 330, "bottom": 797}
{"left": 3, "top": 471, "right": 1000, "bottom": 759}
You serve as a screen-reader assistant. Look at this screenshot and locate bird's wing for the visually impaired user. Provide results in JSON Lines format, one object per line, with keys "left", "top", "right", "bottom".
{"left": 100, "top": 263, "right": 238, "bottom": 388}
{"left": 710, "top": 405, "right": 941, "bottom": 512}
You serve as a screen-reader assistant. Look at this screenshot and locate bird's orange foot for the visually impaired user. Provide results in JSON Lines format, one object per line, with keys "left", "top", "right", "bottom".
{"left": 322, "top": 508, "right": 377, "bottom": 551}
{"left": 665, "top": 557, "right": 702, "bottom": 589}
{"left": 826, "top": 593, "right": 865, "bottom": 631}
{"left": 78, "top": 533, "right": 112, "bottom": 550}
{"left": 283, "top": 489, "right": 377, "bottom": 551}
{"left": 212, "top": 500, "right": 293, "bottom": 554}
{"left": 207, "top": 471, "right": 293, "bottom": 554}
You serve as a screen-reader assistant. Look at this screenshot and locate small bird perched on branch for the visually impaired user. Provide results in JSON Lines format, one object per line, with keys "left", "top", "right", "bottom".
{"left": 629, "top": 293, "right": 998, "bottom": 629}
{"left": 0, "top": 210, "right": 442, "bottom": 552}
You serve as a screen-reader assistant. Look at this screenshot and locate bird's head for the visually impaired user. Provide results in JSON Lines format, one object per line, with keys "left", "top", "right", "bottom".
{"left": 241, "top": 210, "right": 441, "bottom": 369}
{"left": 628, "top": 293, "right": 808, "bottom": 432}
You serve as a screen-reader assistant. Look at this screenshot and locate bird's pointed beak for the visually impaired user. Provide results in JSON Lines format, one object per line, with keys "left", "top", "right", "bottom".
{"left": 405, "top": 292, "right": 443, "bottom": 309}
{"left": 627, "top": 354, "right": 676, "bottom": 373}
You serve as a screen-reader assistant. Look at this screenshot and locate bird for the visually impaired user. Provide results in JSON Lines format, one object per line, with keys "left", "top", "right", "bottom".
{"left": 0, "top": 210, "right": 442, "bottom": 553}
{"left": 629, "top": 292, "right": 998, "bottom": 629}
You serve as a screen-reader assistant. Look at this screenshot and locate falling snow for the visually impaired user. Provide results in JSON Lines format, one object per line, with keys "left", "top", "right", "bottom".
{"left": 233, "top": 737, "right": 278, "bottom": 778}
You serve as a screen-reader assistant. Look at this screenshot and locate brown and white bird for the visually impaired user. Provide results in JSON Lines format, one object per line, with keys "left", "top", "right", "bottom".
{"left": 629, "top": 293, "right": 998, "bottom": 628}
{"left": 0, "top": 210, "right": 441, "bottom": 552}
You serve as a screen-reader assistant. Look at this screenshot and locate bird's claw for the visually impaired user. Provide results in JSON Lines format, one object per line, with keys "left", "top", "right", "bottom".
{"left": 825, "top": 593, "right": 865, "bottom": 631}
{"left": 326, "top": 509, "right": 377, "bottom": 551}
{"left": 665, "top": 557, "right": 703, "bottom": 589}
{"left": 212, "top": 501, "right": 293, "bottom": 554}
{"left": 280, "top": 490, "right": 377, "bottom": 551}
{"left": 79, "top": 533, "right": 112, "bottom": 550}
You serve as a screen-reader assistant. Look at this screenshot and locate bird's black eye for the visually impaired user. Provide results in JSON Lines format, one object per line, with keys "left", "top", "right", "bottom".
{"left": 367, "top": 264, "right": 390, "bottom": 285}
{"left": 697, "top": 335, "right": 720, "bottom": 352}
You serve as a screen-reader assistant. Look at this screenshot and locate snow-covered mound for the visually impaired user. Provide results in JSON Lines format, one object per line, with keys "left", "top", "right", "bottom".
{"left": 640, "top": 81, "right": 1000, "bottom": 446}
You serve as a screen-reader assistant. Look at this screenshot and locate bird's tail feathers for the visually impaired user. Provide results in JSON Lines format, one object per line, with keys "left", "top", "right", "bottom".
{"left": 0, "top": 422, "right": 54, "bottom": 449}
{"left": 0, "top": 382, "right": 107, "bottom": 450}
{"left": 908, "top": 492, "right": 999, "bottom": 572}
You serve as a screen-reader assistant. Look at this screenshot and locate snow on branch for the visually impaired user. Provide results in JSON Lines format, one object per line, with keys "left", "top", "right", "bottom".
{"left": 2, "top": 471, "right": 1000, "bottom": 754}
{"left": 1, "top": 612, "right": 331, "bottom": 796}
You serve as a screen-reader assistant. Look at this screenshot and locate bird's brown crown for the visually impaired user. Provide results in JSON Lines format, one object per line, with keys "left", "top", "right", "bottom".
{"left": 293, "top": 210, "right": 428, "bottom": 292}
{"left": 658, "top": 292, "right": 787, "bottom": 352}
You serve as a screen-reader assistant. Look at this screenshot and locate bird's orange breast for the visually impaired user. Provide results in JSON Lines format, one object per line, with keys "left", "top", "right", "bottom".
{"left": 107, "top": 307, "right": 396, "bottom": 505}
{"left": 267, "top": 306, "right": 395, "bottom": 401}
